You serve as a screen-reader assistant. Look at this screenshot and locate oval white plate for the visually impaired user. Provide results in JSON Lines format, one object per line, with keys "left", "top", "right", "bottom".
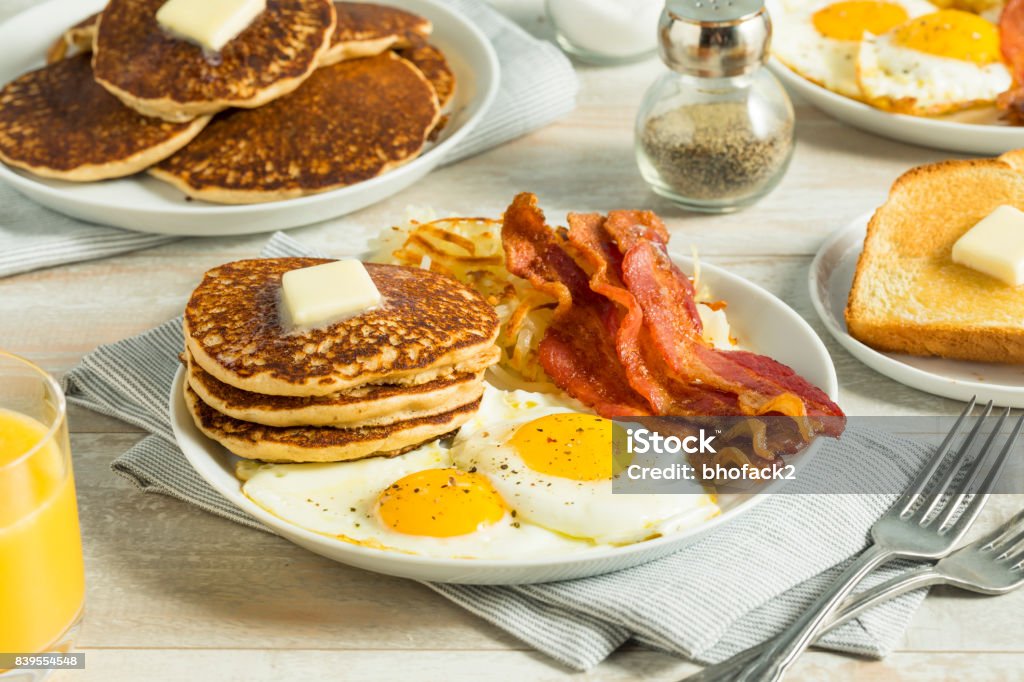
{"left": 0, "top": 0, "right": 499, "bottom": 236}
{"left": 171, "top": 256, "right": 839, "bottom": 584}
{"left": 810, "top": 214, "right": 1024, "bottom": 407}
{"left": 770, "top": 60, "right": 1024, "bottom": 156}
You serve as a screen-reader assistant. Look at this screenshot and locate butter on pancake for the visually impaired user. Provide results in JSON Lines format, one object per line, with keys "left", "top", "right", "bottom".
{"left": 184, "top": 258, "right": 500, "bottom": 397}
{"left": 320, "top": 2, "right": 432, "bottom": 65}
{"left": 185, "top": 350, "right": 486, "bottom": 428}
{"left": 184, "top": 382, "right": 479, "bottom": 462}
{"left": 0, "top": 55, "right": 210, "bottom": 181}
{"left": 92, "top": 0, "right": 336, "bottom": 122}
{"left": 45, "top": 12, "right": 98, "bottom": 63}
{"left": 149, "top": 52, "right": 439, "bottom": 203}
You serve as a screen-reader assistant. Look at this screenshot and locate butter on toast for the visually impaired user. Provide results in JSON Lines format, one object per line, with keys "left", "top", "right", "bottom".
{"left": 846, "top": 158, "right": 1024, "bottom": 364}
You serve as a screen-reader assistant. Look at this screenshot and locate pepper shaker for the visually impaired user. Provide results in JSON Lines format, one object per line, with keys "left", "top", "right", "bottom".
{"left": 635, "top": 0, "right": 795, "bottom": 212}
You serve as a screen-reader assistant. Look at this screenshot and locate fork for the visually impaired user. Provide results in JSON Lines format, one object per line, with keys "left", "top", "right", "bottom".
{"left": 688, "top": 400, "right": 1023, "bottom": 682}
{"left": 688, "top": 506, "right": 1024, "bottom": 679}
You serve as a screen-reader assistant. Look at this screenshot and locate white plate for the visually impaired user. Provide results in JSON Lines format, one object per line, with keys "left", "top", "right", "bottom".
{"left": 810, "top": 214, "right": 1024, "bottom": 407}
{"left": 0, "top": 0, "right": 499, "bottom": 236}
{"left": 770, "top": 59, "right": 1024, "bottom": 156}
{"left": 171, "top": 256, "right": 839, "bottom": 584}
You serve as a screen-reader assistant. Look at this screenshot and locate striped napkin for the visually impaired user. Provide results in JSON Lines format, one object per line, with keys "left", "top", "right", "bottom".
{"left": 63, "top": 232, "right": 932, "bottom": 672}
{"left": 0, "top": 0, "right": 578, "bottom": 279}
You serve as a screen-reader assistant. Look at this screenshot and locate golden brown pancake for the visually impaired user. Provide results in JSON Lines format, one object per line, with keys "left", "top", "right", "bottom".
{"left": 186, "top": 349, "right": 485, "bottom": 428}
{"left": 397, "top": 39, "right": 455, "bottom": 109}
{"left": 149, "top": 52, "right": 440, "bottom": 203}
{"left": 320, "top": 2, "right": 431, "bottom": 65}
{"left": 92, "top": 0, "right": 336, "bottom": 122}
{"left": 0, "top": 54, "right": 209, "bottom": 181}
{"left": 184, "top": 258, "right": 500, "bottom": 397}
{"left": 184, "top": 382, "right": 477, "bottom": 462}
{"left": 46, "top": 12, "right": 99, "bottom": 63}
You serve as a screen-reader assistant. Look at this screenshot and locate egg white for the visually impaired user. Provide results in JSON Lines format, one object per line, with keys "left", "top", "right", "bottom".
{"left": 238, "top": 443, "right": 592, "bottom": 559}
{"left": 452, "top": 387, "right": 719, "bottom": 546}
{"left": 769, "top": 0, "right": 936, "bottom": 99}
{"left": 857, "top": 30, "right": 1012, "bottom": 115}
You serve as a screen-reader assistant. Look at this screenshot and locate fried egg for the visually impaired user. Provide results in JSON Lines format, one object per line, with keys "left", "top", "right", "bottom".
{"left": 451, "top": 387, "right": 719, "bottom": 546}
{"left": 930, "top": 0, "right": 1004, "bottom": 24}
{"left": 238, "top": 442, "right": 591, "bottom": 559}
{"left": 770, "top": 0, "right": 936, "bottom": 98}
{"left": 857, "top": 10, "right": 1012, "bottom": 115}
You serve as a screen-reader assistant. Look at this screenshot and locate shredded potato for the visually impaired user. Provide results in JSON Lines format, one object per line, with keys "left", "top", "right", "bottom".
{"left": 373, "top": 216, "right": 559, "bottom": 390}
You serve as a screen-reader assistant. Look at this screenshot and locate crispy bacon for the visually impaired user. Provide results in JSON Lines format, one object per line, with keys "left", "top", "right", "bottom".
{"left": 567, "top": 211, "right": 738, "bottom": 416}
{"left": 502, "top": 193, "right": 844, "bottom": 430}
{"left": 621, "top": 240, "right": 844, "bottom": 423}
{"left": 502, "top": 194, "right": 650, "bottom": 417}
{"left": 603, "top": 210, "right": 704, "bottom": 336}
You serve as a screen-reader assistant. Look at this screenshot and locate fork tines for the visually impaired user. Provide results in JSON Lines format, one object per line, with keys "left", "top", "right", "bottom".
{"left": 899, "top": 399, "right": 1024, "bottom": 533}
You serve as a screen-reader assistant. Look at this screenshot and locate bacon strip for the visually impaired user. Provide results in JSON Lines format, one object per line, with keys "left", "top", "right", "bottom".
{"left": 502, "top": 194, "right": 649, "bottom": 417}
{"left": 567, "top": 211, "right": 738, "bottom": 416}
{"left": 603, "top": 210, "right": 704, "bottom": 336}
{"left": 621, "top": 240, "right": 844, "bottom": 422}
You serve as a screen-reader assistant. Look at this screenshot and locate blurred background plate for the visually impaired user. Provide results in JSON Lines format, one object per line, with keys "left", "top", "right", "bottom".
{"left": 772, "top": 60, "right": 1024, "bottom": 156}
{"left": 810, "top": 214, "right": 1024, "bottom": 407}
{"left": 0, "top": 0, "right": 498, "bottom": 236}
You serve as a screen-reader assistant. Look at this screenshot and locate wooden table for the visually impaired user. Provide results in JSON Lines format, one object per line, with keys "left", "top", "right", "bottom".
{"left": 2, "top": 1, "right": 1022, "bottom": 679}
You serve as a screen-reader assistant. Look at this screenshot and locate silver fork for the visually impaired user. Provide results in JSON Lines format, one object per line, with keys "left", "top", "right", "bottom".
{"left": 688, "top": 506, "right": 1024, "bottom": 678}
{"left": 687, "top": 400, "right": 1024, "bottom": 682}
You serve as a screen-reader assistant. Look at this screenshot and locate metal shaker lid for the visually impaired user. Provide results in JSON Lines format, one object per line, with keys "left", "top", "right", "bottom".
{"left": 659, "top": 0, "right": 771, "bottom": 78}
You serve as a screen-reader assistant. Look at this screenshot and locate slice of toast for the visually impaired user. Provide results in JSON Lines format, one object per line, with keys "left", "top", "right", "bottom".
{"left": 846, "top": 157, "right": 1024, "bottom": 364}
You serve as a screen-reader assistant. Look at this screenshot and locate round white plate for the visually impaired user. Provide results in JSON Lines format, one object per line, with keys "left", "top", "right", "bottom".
{"left": 770, "top": 60, "right": 1024, "bottom": 156}
{"left": 0, "top": 0, "right": 499, "bottom": 236}
{"left": 171, "top": 256, "right": 839, "bottom": 584}
{"left": 810, "top": 214, "right": 1024, "bottom": 407}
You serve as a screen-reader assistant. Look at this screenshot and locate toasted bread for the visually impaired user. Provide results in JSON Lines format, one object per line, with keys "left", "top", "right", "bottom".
{"left": 846, "top": 157, "right": 1024, "bottom": 364}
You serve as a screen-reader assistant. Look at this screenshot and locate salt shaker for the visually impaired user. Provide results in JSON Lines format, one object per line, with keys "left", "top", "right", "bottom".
{"left": 545, "top": 0, "right": 663, "bottom": 65}
{"left": 635, "top": 0, "right": 794, "bottom": 212}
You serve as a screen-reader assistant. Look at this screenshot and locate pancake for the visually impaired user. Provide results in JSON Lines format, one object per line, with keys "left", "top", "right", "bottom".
{"left": 149, "top": 52, "right": 439, "bottom": 203}
{"left": 184, "top": 382, "right": 478, "bottom": 462}
{"left": 0, "top": 54, "right": 210, "bottom": 181}
{"left": 397, "top": 39, "right": 455, "bottom": 109}
{"left": 184, "top": 258, "right": 500, "bottom": 397}
{"left": 320, "top": 2, "right": 432, "bottom": 66}
{"left": 46, "top": 12, "right": 99, "bottom": 63}
{"left": 92, "top": 0, "right": 336, "bottom": 122}
{"left": 185, "top": 350, "right": 485, "bottom": 428}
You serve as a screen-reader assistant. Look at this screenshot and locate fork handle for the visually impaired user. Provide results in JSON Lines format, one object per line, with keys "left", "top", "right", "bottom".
{"left": 684, "top": 564, "right": 940, "bottom": 681}
{"left": 733, "top": 544, "right": 893, "bottom": 681}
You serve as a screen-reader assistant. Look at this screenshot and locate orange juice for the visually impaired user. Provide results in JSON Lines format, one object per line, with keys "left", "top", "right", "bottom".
{"left": 0, "top": 407, "right": 85, "bottom": 657}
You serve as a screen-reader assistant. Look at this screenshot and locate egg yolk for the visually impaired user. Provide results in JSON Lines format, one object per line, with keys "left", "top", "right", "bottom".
{"left": 509, "top": 413, "right": 613, "bottom": 481}
{"left": 893, "top": 10, "right": 1002, "bottom": 64}
{"left": 812, "top": 1, "right": 909, "bottom": 41}
{"left": 376, "top": 468, "right": 506, "bottom": 537}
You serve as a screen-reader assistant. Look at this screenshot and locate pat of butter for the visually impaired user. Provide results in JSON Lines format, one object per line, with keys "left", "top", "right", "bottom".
{"left": 156, "top": 0, "right": 266, "bottom": 53}
{"left": 281, "top": 260, "right": 382, "bottom": 327}
{"left": 952, "top": 205, "right": 1024, "bottom": 286}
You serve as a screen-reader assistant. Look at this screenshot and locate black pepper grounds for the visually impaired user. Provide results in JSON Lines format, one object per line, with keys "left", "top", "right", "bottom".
{"left": 640, "top": 101, "right": 793, "bottom": 202}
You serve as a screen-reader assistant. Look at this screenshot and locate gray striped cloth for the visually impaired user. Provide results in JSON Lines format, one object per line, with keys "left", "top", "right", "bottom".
{"left": 63, "top": 232, "right": 933, "bottom": 672}
{"left": 0, "top": 0, "right": 577, "bottom": 278}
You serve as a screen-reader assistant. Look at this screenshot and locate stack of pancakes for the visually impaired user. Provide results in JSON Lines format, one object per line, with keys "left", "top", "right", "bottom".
{"left": 183, "top": 258, "right": 501, "bottom": 462}
{"left": 0, "top": 1, "right": 453, "bottom": 202}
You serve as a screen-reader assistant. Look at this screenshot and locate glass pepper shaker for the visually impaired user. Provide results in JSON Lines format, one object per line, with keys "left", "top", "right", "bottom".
{"left": 635, "top": 0, "right": 795, "bottom": 213}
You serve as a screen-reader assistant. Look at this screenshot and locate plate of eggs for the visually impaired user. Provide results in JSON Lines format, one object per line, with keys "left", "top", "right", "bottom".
{"left": 767, "top": 0, "right": 1024, "bottom": 154}
{"left": 170, "top": 251, "right": 839, "bottom": 585}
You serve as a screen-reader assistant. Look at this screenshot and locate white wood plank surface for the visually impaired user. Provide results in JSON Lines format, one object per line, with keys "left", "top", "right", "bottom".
{"left": 2, "top": 0, "right": 1023, "bottom": 679}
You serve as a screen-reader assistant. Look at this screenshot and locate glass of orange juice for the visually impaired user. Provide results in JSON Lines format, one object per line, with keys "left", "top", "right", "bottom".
{"left": 0, "top": 351, "right": 85, "bottom": 680}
